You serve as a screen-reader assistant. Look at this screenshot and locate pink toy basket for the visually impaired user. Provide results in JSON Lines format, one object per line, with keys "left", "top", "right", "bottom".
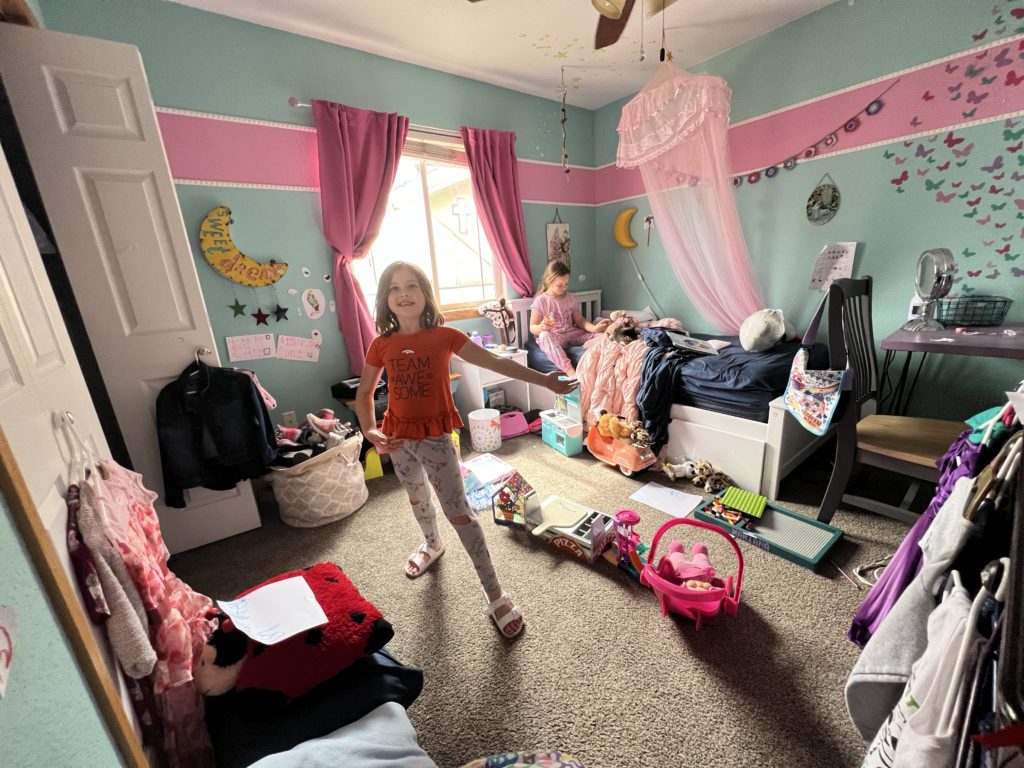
{"left": 640, "top": 517, "right": 744, "bottom": 630}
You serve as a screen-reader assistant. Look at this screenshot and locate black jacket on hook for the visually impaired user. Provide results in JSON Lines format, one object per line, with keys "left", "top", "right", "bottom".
{"left": 156, "top": 361, "right": 276, "bottom": 508}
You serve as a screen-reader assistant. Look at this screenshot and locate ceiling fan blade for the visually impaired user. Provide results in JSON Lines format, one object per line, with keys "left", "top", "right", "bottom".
{"left": 595, "top": 0, "right": 635, "bottom": 49}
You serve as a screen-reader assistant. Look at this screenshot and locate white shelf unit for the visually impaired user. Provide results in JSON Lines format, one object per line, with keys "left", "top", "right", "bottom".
{"left": 451, "top": 349, "right": 531, "bottom": 419}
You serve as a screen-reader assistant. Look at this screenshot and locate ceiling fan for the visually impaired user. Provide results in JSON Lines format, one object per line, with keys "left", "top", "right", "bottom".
{"left": 466, "top": 0, "right": 681, "bottom": 50}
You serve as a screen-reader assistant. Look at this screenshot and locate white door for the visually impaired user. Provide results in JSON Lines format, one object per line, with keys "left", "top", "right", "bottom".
{"left": 0, "top": 24, "right": 261, "bottom": 553}
{"left": 0, "top": 139, "right": 139, "bottom": 747}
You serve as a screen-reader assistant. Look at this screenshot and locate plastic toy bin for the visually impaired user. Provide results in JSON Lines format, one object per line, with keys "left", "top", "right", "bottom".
{"left": 468, "top": 408, "right": 502, "bottom": 452}
{"left": 540, "top": 410, "right": 583, "bottom": 456}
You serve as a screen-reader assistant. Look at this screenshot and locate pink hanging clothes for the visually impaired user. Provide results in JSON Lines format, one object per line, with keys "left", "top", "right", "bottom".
{"left": 83, "top": 459, "right": 216, "bottom": 768}
{"left": 617, "top": 61, "right": 764, "bottom": 333}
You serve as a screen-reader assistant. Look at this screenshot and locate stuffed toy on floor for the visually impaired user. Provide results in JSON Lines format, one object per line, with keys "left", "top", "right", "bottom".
{"left": 195, "top": 562, "right": 394, "bottom": 717}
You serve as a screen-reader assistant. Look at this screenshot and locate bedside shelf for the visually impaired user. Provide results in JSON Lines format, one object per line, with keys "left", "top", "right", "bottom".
{"left": 451, "top": 349, "right": 531, "bottom": 419}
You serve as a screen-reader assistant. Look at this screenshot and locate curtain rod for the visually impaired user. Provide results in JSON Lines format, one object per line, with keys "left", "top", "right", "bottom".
{"left": 287, "top": 96, "right": 461, "bottom": 140}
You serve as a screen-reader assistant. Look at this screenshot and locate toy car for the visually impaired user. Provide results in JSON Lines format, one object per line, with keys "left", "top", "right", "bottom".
{"left": 585, "top": 423, "right": 658, "bottom": 477}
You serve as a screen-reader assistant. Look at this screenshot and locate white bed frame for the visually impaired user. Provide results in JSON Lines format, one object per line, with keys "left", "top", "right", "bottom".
{"left": 507, "top": 290, "right": 824, "bottom": 499}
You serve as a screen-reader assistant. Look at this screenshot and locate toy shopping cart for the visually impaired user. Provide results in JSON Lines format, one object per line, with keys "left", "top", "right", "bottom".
{"left": 640, "top": 517, "right": 744, "bottom": 630}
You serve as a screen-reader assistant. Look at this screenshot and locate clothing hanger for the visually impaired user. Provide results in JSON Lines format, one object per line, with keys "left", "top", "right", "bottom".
{"left": 996, "top": 451, "right": 1024, "bottom": 728}
{"left": 978, "top": 382, "right": 1023, "bottom": 446}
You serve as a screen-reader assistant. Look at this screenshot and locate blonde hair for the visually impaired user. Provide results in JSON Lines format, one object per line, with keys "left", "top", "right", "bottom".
{"left": 537, "top": 259, "right": 571, "bottom": 295}
{"left": 374, "top": 261, "right": 444, "bottom": 336}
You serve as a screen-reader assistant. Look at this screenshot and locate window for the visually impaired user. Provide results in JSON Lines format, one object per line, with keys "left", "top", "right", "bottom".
{"left": 352, "top": 137, "right": 501, "bottom": 321}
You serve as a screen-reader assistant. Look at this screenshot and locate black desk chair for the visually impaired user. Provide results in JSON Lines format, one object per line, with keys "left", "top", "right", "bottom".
{"left": 817, "top": 276, "right": 966, "bottom": 524}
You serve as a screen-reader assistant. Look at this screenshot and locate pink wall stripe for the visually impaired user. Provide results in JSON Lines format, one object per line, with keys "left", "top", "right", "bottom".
{"left": 157, "top": 39, "right": 1024, "bottom": 204}
{"left": 158, "top": 111, "right": 318, "bottom": 189}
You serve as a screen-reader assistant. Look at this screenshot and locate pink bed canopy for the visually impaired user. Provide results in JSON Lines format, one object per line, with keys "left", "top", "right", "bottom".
{"left": 617, "top": 61, "right": 764, "bottom": 333}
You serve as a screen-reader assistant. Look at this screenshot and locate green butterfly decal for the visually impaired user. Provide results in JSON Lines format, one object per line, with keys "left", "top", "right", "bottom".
{"left": 1006, "top": 253, "right": 1021, "bottom": 261}
{"left": 1018, "top": 154, "right": 1024, "bottom": 166}
{"left": 964, "top": 207, "right": 978, "bottom": 218}
{"left": 965, "top": 64, "right": 985, "bottom": 78}
{"left": 1004, "top": 127, "right": 1024, "bottom": 141}
{"left": 896, "top": 187, "right": 905, "bottom": 193}
{"left": 957, "top": 160, "right": 969, "bottom": 167}
{"left": 951, "top": 92, "right": 962, "bottom": 101}
{"left": 1017, "top": 211, "right": 1024, "bottom": 219}
{"left": 962, "top": 108, "right": 978, "bottom": 118}
{"left": 925, "top": 179, "right": 946, "bottom": 190}
{"left": 959, "top": 191, "right": 970, "bottom": 198}
{"left": 883, "top": 150, "right": 894, "bottom": 159}
{"left": 995, "top": 15, "right": 1005, "bottom": 24}
{"left": 962, "top": 248, "right": 976, "bottom": 257}
{"left": 982, "top": 75, "right": 997, "bottom": 85}
{"left": 992, "top": 201, "right": 1008, "bottom": 210}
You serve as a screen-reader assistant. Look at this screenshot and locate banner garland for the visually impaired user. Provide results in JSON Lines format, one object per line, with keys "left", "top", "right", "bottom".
{"left": 733, "top": 78, "right": 902, "bottom": 187}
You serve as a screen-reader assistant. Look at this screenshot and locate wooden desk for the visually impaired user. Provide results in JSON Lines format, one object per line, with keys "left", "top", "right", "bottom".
{"left": 879, "top": 323, "right": 1024, "bottom": 414}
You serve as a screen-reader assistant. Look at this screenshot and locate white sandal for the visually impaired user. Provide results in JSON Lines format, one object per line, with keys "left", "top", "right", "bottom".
{"left": 487, "top": 592, "right": 524, "bottom": 639}
{"left": 405, "top": 542, "right": 444, "bottom": 578}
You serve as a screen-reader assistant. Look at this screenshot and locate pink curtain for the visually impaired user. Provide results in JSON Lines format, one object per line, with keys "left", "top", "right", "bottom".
{"left": 617, "top": 62, "right": 764, "bottom": 333}
{"left": 460, "top": 126, "right": 534, "bottom": 297}
{"left": 313, "top": 100, "right": 409, "bottom": 373}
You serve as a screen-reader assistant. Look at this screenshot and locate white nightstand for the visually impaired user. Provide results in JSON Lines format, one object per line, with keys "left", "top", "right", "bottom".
{"left": 450, "top": 349, "right": 531, "bottom": 419}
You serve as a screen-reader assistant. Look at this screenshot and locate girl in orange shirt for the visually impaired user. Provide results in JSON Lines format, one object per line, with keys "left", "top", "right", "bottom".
{"left": 355, "top": 262, "right": 577, "bottom": 639}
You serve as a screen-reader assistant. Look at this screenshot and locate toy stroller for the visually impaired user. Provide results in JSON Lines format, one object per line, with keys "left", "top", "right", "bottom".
{"left": 640, "top": 517, "right": 744, "bottom": 630}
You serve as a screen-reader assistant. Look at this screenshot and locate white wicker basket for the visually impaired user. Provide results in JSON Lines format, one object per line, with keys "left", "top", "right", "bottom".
{"left": 267, "top": 433, "right": 368, "bottom": 527}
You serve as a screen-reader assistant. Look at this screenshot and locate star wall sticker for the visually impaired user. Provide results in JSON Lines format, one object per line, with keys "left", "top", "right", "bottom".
{"left": 229, "top": 298, "right": 247, "bottom": 317}
{"left": 251, "top": 307, "right": 269, "bottom": 326}
{"left": 272, "top": 304, "right": 289, "bottom": 322}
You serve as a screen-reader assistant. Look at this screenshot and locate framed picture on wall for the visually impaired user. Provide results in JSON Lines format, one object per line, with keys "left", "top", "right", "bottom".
{"left": 546, "top": 210, "right": 570, "bottom": 268}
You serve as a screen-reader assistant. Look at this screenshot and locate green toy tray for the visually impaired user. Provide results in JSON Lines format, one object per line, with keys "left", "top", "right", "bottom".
{"left": 694, "top": 492, "right": 843, "bottom": 571}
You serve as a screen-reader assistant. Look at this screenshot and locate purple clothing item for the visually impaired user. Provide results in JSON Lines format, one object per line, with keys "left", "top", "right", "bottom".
{"left": 65, "top": 484, "right": 111, "bottom": 625}
{"left": 847, "top": 429, "right": 986, "bottom": 648}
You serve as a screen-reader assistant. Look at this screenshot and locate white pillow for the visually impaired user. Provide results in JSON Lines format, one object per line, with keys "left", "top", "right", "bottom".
{"left": 739, "top": 308, "right": 793, "bottom": 352}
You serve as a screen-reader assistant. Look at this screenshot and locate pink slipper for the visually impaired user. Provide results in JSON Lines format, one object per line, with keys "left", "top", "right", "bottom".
{"left": 405, "top": 542, "right": 444, "bottom": 578}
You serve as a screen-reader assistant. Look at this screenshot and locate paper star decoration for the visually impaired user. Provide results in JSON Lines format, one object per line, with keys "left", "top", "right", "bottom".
{"left": 229, "top": 298, "right": 247, "bottom": 316}
{"left": 252, "top": 307, "right": 269, "bottom": 326}
{"left": 272, "top": 304, "right": 289, "bottom": 322}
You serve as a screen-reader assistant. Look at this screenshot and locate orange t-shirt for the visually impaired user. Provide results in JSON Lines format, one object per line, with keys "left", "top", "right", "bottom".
{"left": 365, "top": 326, "right": 469, "bottom": 439}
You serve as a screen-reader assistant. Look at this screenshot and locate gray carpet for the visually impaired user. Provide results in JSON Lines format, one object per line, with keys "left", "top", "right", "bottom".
{"left": 169, "top": 434, "right": 911, "bottom": 768}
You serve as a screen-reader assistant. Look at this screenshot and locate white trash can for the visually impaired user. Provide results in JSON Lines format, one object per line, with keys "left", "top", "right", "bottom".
{"left": 468, "top": 408, "right": 502, "bottom": 453}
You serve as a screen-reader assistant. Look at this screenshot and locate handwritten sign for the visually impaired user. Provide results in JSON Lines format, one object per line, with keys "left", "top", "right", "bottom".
{"left": 0, "top": 605, "right": 15, "bottom": 698}
{"left": 226, "top": 333, "right": 275, "bottom": 362}
{"left": 277, "top": 334, "right": 320, "bottom": 362}
{"left": 216, "top": 577, "right": 327, "bottom": 645}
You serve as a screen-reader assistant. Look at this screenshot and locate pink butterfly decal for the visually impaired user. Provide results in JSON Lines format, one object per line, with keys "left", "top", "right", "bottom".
{"left": 972, "top": 29, "right": 988, "bottom": 41}
{"left": 936, "top": 191, "right": 955, "bottom": 203}
{"left": 917, "top": 168, "right": 930, "bottom": 176}
{"left": 968, "top": 269, "right": 982, "bottom": 277}
{"left": 977, "top": 215, "right": 993, "bottom": 225}
{"left": 952, "top": 181, "right": 964, "bottom": 188}
{"left": 1007, "top": 118, "right": 1021, "bottom": 129}
{"left": 996, "top": 48, "right": 1013, "bottom": 67}
{"left": 895, "top": 156, "right": 908, "bottom": 165}
{"left": 997, "top": 244, "right": 1011, "bottom": 254}
{"left": 994, "top": 173, "right": 1006, "bottom": 180}
{"left": 1006, "top": 70, "right": 1024, "bottom": 86}
{"left": 995, "top": 222, "right": 1008, "bottom": 229}
{"left": 991, "top": 184, "right": 1005, "bottom": 194}
{"left": 984, "top": 240, "right": 996, "bottom": 246}
{"left": 968, "top": 196, "right": 983, "bottom": 206}
{"left": 944, "top": 132, "right": 964, "bottom": 148}
{"left": 937, "top": 161, "right": 951, "bottom": 171}
{"left": 915, "top": 144, "right": 934, "bottom": 158}
{"left": 1009, "top": 141, "right": 1023, "bottom": 153}
{"left": 910, "top": 116, "right": 922, "bottom": 127}
{"left": 967, "top": 90, "right": 989, "bottom": 105}
{"left": 982, "top": 156, "right": 1004, "bottom": 172}
{"left": 954, "top": 143, "right": 975, "bottom": 158}
{"left": 972, "top": 182, "right": 986, "bottom": 191}
{"left": 986, "top": 268, "right": 1001, "bottom": 279}
{"left": 891, "top": 170, "right": 909, "bottom": 185}
{"left": 922, "top": 90, "right": 935, "bottom": 101}
{"left": 1013, "top": 8, "right": 1024, "bottom": 19}
{"left": 949, "top": 81, "right": 964, "bottom": 93}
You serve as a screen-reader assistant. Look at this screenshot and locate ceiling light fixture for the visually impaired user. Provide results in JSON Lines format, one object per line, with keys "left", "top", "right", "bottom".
{"left": 592, "top": 0, "right": 625, "bottom": 20}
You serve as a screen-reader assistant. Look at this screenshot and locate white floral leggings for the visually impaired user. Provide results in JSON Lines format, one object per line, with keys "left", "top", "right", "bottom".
{"left": 389, "top": 435, "right": 500, "bottom": 594}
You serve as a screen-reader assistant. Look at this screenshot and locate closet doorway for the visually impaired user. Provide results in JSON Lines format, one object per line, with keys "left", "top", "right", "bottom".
{"left": 0, "top": 22, "right": 260, "bottom": 554}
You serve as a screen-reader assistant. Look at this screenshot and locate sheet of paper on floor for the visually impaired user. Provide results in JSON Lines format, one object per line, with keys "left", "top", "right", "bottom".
{"left": 629, "top": 483, "right": 703, "bottom": 518}
{"left": 217, "top": 575, "right": 328, "bottom": 645}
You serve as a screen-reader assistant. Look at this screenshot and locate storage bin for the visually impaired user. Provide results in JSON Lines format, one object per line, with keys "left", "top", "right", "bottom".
{"left": 267, "top": 433, "right": 368, "bottom": 527}
{"left": 936, "top": 295, "right": 1012, "bottom": 327}
{"left": 468, "top": 408, "right": 502, "bottom": 452}
{"left": 541, "top": 410, "right": 583, "bottom": 456}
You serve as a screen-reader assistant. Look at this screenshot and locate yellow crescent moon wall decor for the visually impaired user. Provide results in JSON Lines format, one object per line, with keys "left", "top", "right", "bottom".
{"left": 199, "top": 206, "right": 288, "bottom": 287}
{"left": 613, "top": 207, "right": 639, "bottom": 249}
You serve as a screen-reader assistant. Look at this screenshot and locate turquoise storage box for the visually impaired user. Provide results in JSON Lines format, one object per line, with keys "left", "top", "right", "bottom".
{"left": 540, "top": 410, "right": 583, "bottom": 456}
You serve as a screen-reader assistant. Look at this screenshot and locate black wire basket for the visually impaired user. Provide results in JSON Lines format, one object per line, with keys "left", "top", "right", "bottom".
{"left": 936, "top": 295, "right": 1013, "bottom": 327}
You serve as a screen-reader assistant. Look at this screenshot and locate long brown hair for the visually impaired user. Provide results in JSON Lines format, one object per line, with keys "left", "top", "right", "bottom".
{"left": 374, "top": 261, "right": 444, "bottom": 336}
{"left": 536, "top": 259, "right": 571, "bottom": 295}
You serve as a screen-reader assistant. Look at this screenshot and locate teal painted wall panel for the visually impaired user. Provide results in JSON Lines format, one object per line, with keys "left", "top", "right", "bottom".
{"left": 38, "top": 0, "right": 594, "bottom": 166}
{"left": 0, "top": 494, "right": 118, "bottom": 766}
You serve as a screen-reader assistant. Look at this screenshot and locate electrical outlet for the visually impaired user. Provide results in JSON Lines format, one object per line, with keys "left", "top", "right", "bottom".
{"left": 282, "top": 411, "right": 297, "bottom": 427}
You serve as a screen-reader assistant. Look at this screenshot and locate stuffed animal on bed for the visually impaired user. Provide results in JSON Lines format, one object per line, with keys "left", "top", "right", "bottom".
{"left": 195, "top": 562, "right": 394, "bottom": 716}
{"left": 605, "top": 310, "right": 641, "bottom": 345}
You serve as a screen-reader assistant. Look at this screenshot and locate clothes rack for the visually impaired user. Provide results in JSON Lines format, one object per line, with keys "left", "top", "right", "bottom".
{"left": 997, "top": 450, "right": 1023, "bottom": 726}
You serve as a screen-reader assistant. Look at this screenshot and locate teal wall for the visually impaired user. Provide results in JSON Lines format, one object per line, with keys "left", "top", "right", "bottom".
{"left": 595, "top": 0, "right": 1023, "bottom": 418}
{"left": 39, "top": 0, "right": 596, "bottom": 421}
{"left": 0, "top": 493, "right": 119, "bottom": 766}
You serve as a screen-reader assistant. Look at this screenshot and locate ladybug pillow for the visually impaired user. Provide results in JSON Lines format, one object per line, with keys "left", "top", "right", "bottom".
{"left": 202, "top": 562, "right": 393, "bottom": 716}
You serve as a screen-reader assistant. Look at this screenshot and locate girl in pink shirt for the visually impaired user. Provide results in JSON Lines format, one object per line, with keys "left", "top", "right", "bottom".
{"left": 529, "top": 260, "right": 609, "bottom": 377}
{"left": 356, "top": 262, "right": 576, "bottom": 639}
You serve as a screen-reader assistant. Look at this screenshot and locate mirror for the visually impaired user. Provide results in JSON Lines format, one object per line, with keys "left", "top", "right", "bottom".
{"left": 901, "top": 248, "right": 956, "bottom": 331}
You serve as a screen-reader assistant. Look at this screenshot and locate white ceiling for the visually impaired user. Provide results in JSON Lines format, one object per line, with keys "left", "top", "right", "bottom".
{"left": 172, "top": 0, "right": 836, "bottom": 110}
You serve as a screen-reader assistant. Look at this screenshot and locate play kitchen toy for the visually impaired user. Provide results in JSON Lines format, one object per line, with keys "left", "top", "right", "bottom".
{"left": 540, "top": 380, "right": 583, "bottom": 456}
